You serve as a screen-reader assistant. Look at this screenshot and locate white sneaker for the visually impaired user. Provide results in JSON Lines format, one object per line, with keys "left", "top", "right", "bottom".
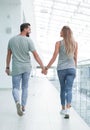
{"left": 16, "top": 102, "right": 23, "bottom": 116}
{"left": 60, "top": 110, "right": 66, "bottom": 115}
{"left": 64, "top": 109, "right": 70, "bottom": 119}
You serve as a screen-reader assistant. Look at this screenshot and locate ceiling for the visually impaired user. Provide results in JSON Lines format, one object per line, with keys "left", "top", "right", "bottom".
{"left": 33, "top": 0, "right": 90, "bottom": 63}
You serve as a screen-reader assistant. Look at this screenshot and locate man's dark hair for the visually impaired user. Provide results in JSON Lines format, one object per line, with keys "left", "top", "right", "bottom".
{"left": 20, "top": 23, "right": 31, "bottom": 32}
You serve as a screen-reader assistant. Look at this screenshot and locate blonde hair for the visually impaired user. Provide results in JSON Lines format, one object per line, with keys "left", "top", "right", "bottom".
{"left": 61, "top": 26, "right": 76, "bottom": 56}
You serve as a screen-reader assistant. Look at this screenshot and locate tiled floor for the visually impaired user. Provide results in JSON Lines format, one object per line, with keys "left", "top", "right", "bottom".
{"left": 0, "top": 77, "right": 90, "bottom": 130}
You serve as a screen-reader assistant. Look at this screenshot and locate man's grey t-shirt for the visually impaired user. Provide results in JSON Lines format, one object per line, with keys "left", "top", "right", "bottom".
{"left": 8, "top": 35, "right": 36, "bottom": 76}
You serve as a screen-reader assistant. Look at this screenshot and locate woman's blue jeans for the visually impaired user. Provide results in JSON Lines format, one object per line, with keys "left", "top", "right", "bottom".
{"left": 57, "top": 68, "right": 76, "bottom": 106}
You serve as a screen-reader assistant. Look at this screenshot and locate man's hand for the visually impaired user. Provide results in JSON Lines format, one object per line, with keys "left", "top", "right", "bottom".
{"left": 6, "top": 49, "right": 12, "bottom": 76}
{"left": 41, "top": 68, "right": 48, "bottom": 75}
{"left": 5, "top": 68, "right": 10, "bottom": 75}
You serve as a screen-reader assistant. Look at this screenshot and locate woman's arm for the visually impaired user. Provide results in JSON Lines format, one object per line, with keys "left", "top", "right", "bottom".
{"left": 46, "top": 41, "right": 60, "bottom": 70}
{"left": 74, "top": 42, "right": 78, "bottom": 67}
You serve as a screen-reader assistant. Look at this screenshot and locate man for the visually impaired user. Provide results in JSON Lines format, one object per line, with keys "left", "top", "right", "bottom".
{"left": 5, "top": 23, "right": 45, "bottom": 116}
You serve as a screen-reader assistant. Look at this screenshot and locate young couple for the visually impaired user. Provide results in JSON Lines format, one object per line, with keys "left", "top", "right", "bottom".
{"left": 5, "top": 23, "right": 78, "bottom": 118}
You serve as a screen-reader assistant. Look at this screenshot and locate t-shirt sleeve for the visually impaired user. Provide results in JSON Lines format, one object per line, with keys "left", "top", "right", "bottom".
{"left": 8, "top": 40, "right": 11, "bottom": 50}
{"left": 28, "top": 38, "right": 36, "bottom": 52}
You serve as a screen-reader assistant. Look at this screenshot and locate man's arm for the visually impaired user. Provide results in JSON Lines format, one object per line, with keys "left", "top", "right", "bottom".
{"left": 5, "top": 49, "right": 12, "bottom": 75}
{"left": 32, "top": 50, "right": 45, "bottom": 70}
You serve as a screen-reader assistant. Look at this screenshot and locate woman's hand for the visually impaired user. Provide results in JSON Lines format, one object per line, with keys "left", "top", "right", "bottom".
{"left": 41, "top": 68, "right": 48, "bottom": 75}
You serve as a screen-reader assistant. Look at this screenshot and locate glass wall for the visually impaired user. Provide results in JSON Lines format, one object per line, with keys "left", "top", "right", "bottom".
{"left": 72, "top": 65, "right": 90, "bottom": 127}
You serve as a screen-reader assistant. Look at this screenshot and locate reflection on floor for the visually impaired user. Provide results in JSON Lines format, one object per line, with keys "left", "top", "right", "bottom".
{"left": 0, "top": 77, "right": 90, "bottom": 130}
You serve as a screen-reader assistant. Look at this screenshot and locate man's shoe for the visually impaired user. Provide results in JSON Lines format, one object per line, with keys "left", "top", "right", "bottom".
{"left": 22, "top": 106, "right": 26, "bottom": 114}
{"left": 16, "top": 102, "right": 23, "bottom": 116}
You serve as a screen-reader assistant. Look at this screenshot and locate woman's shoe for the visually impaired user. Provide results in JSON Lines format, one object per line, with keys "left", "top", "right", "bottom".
{"left": 60, "top": 109, "right": 66, "bottom": 115}
{"left": 64, "top": 109, "right": 70, "bottom": 119}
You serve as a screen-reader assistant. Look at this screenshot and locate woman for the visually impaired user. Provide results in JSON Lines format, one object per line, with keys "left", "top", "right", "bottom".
{"left": 43, "top": 26, "right": 78, "bottom": 119}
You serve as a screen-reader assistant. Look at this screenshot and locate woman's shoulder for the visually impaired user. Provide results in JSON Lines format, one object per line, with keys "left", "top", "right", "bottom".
{"left": 55, "top": 41, "right": 61, "bottom": 48}
{"left": 56, "top": 40, "right": 64, "bottom": 44}
{"left": 56, "top": 41, "right": 60, "bottom": 44}
{"left": 55, "top": 40, "right": 64, "bottom": 49}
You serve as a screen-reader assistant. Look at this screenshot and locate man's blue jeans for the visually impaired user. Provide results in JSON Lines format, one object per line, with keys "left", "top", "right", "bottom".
{"left": 12, "top": 72, "right": 30, "bottom": 107}
{"left": 57, "top": 68, "right": 76, "bottom": 106}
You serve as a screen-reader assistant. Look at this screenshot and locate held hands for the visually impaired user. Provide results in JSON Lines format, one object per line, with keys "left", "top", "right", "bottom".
{"left": 41, "top": 67, "right": 48, "bottom": 75}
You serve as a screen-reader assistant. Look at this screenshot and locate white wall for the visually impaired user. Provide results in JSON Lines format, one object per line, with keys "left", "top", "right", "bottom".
{"left": 0, "top": 3, "right": 23, "bottom": 88}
